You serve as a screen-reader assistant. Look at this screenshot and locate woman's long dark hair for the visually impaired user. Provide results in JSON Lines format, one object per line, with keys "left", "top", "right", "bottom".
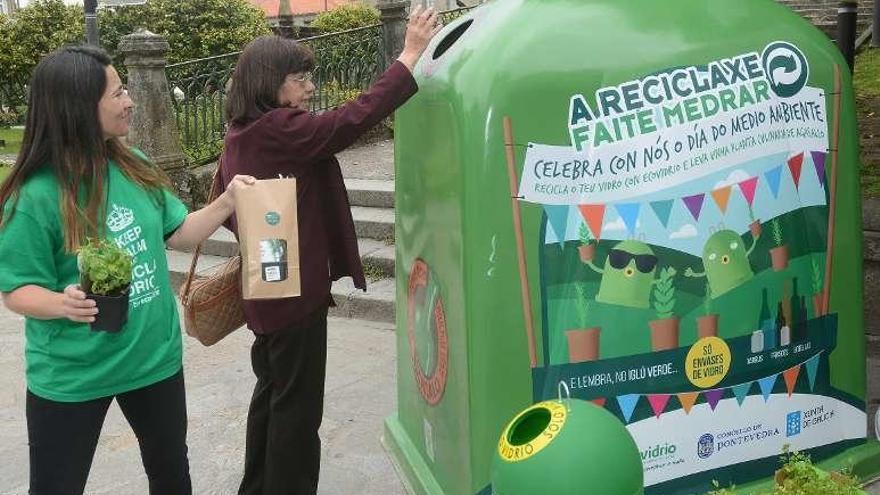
{"left": 225, "top": 35, "right": 315, "bottom": 125}
{"left": 0, "top": 45, "right": 171, "bottom": 252}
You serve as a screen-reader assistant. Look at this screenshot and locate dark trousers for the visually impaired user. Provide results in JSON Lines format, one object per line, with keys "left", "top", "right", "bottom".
{"left": 27, "top": 369, "right": 191, "bottom": 495}
{"left": 239, "top": 310, "right": 328, "bottom": 495}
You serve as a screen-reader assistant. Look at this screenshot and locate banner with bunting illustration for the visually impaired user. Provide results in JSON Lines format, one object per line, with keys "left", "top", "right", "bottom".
{"left": 516, "top": 39, "right": 865, "bottom": 495}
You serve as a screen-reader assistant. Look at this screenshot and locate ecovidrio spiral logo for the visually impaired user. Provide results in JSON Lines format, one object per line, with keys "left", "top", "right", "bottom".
{"left": 761, "top": 41, "right": 809, "bottom": 98}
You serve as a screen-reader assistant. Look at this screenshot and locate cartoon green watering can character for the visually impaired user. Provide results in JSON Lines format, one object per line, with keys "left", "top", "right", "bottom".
{"left": 685, "top": 226, "right": 760, "bottom": 297}
{"left": 585, "top": 238, "right": 658, "bottom": 309}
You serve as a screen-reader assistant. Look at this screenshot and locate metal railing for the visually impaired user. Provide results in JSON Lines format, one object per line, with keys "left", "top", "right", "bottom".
{"left": 166, "top": 52, "right": 238, "bottom": 166}
{"left": 166, "top": 24, "right": 384, "bottom": 166}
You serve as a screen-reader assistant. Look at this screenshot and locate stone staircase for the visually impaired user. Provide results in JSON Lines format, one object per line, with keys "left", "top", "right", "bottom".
{"left": 776, "top": 0, "right": 874, "bottom": 39}
{"left": 167, "top": 145, "right": 398, "bottom": 324}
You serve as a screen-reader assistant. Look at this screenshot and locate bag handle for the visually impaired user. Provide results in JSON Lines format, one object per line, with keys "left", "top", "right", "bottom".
{"left": 180, "top": 157, "right": 224, "bottom": 303}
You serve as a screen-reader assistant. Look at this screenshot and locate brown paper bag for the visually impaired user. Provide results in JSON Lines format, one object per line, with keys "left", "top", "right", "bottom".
{"left": 234, "top": 178, "right": 301, "bottom": 299}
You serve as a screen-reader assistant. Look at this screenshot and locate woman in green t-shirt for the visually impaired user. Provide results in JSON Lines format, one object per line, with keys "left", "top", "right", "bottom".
{"left": 0, "top": 46, "right": 254, "bottom": 494}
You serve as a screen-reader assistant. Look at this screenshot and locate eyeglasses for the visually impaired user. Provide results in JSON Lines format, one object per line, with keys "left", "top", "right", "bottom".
{"left": 289, "top": 71, "right": 314, "bottom": 82}
{"left": 607, "top": 249, "right": 658, "bottom": 273}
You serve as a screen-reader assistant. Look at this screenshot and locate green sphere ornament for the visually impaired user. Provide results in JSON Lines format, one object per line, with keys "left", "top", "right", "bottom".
{"left": 491, "top": 399, "right": 644, "bottom": 495}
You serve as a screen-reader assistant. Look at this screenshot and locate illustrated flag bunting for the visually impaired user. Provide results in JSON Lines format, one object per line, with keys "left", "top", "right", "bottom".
{"left": 806, "top": 354, "right": 821, "bottom": 391}
{"left": 758, "top": 374, "right": 779, "bottom": 402}
{"left": 615, "top": 203, "right": 641, "bottom": 235}
{"left": 599, "top": 357, "right": 822, "bottom": 422}
{"left": 677, "top": 392, "right": 699, "bottom": 414}
{"left": 783, "top": 365, "right": 801, "bottom": 396}
{"left": 682, "top": 193, "right": 706, "bottom": 221}
{"left": 648, "top": 394, "right": 672, "bottom": 418}
{"left": 732, "top": 382, "right": 752, "bottom": 406}
{"left": 650, "top": 200, "right": 675, "bottom": 228}
{"left": 617, "top": 394, "right": 640, "bottom": 423}
{"left": 578, "top": 204, "right": 606, "bottom": 240}
{"left": 543, "top": 205, "right": 569, "bottom": 244}
{"left": 765, "top": 165, "right": 784, "bottom": 199}
{"left": 704, "top": 389, "right": 725, "bottom": 410}
{"left": 711, "top": 186, "right": 733, "bottom": 214}
{"left": 811, "top": 151, "right": 827, "bottom": 188}
{"left": 738, "top": 177, "right": 759, "bottom": 207}
{"left": 788, "top": 153, "right": 804, "bottom": 189}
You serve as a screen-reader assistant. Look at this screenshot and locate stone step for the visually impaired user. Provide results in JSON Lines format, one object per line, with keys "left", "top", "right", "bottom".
{"left": 345, "top": 178, "right": 394, "bottom": 209}
{"left": 866, "top": 230, "right": 880, "bottom": 261}
{"left": 198, "top": 228, "right": 395, "bottom": 278}
{"left": 165, "top": 248, "right": 397, "bottom": 324}
{"left": 166, "top": 249, "right": 231, "bottom": 292}
{"left": 328, "top": 276, "right": 396, "bottom": 324}
{"left": 352, "top": 206, "right": 395, "bottom": 242}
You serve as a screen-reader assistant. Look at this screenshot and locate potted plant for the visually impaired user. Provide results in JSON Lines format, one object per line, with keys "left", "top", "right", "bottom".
{"left": 78, "top": 237, "right": 133, "bottom": 333}
{"left": 707, "top": 448, "right": 866, "bottom": 494}
{"left": 770, "top": 218, "right": 789, "bottom": 271}
{"left": 811, "top": 257, "right": 826, "bottom": 317}
{"left": 697, "top": 282, "right": 719, "bottom": 338}
{"left": 565, "top": 281, "right": 601, "bottom": 363}
{"left": 773, "top": 449, "right": 864, "bottom": 494}
{"left": 748, "top": 205, "right": 762, "bottom": 238}
{"left": 649, "top": 266, "right": 679, "bottom": 350}
{"left": 577, "top": 223, "right": 596, "bottom": 263}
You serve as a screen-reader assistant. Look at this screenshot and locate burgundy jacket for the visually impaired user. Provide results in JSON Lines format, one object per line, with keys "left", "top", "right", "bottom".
{"left": 220, "top": 61, "right": 418, "bottom": 333}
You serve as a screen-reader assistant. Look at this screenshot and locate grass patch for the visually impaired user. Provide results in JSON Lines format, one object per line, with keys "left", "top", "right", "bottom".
{"left": 0, "top": 165, "right": 12, "bottom": 183}
{"left": 362, "top": 260, "right": 386, "bottom": 282}
{"left": 0, "top": 127, "right": 23, "bottom": 156}
{"left": 855, "top": 49, "right": 880, "bottom": 198}
{"left": 855, "top": 49, "right": 880, "bottom": 98}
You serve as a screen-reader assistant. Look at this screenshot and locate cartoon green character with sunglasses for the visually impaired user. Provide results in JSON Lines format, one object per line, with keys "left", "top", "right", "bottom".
{"left": 586, "top": 240, "right": 659, "bottom": 309}
{"left": 684, "top": 229, "right": 758, "bottom": 297}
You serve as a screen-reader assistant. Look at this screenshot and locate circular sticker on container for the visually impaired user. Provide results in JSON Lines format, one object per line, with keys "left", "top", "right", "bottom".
{"left": 265, "top": 211, "right": 280, "bottom": 225}
{"left": 497, "top": 401, "right": 567, "bottom": 463}
{"left": 685, "top": 336, "right": 731, "bottom": 388}
{"left": 406, "top": 259, "right": 449, "bottom": 406}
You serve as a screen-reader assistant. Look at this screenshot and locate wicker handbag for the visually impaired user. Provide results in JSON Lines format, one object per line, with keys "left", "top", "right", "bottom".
{"left": 179, "top": 164, "right": 246, "bottom": 346}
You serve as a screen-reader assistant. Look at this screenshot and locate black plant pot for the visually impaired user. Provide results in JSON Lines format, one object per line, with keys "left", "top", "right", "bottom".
{"left": 87, "top": 288, "right": 130, "bottom": 333}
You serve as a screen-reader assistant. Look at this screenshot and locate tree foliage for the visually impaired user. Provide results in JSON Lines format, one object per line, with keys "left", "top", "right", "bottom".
{"left": 310, "top": 3, "right": 380, "bottom": 33}
{"left": 0, "top": 0, "right": 270, "bottom": 80}
{"left": 0, "top": 0, "right": 83, "bottom": 78}
{"left": 100, "top": 0, "right": 271, "bottom": 65}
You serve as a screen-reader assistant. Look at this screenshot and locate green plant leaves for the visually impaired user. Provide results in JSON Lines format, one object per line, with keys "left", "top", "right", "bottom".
{"left": 78, "top": 237, "right": 133, "bottom": 296}
{"left": 652, "top": 266, "right": 677, "bottom": 319}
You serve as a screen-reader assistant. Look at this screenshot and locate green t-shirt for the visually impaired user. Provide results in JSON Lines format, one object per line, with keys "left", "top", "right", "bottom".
{"left": 0, "top": 161, "right": 189, "bottom": 402}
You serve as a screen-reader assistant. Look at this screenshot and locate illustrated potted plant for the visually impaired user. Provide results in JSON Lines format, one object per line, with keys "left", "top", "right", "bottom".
{"left": 770, "top": 218, "right": 789, "bottom": 271}
{"left": 78, "top": 237, "right": 133, "bottom": 333}
{"left": 811, "top": 257, "right": 826, "bottom": 317}
{"left": 748, "top": 205, "right": 762, "bottom": 239}
{"left": 577, "top": 223, "right": 596, "bottom": 263}
{"left": 697, "top": 282, "right": 719, "bottom": 338}
{"left": 565, "top": 281, "right": 601, "bottom": 363}
{"left": 649, "top": 266, "right": 679, "bottom": 350}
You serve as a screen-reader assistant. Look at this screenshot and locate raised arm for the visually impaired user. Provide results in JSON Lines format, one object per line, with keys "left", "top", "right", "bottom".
{"left": 276, "top": 6, "right": 443, "bottom": 162}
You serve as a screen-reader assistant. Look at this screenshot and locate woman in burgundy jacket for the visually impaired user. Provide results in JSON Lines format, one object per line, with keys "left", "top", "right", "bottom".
{"left": 221, "top": 7, "right": 441, "bottom": 495}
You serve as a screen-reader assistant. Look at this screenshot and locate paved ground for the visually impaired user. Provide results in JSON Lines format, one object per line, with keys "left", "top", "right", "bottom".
{"left": 337, "top": 139, "right": 395, "bottom": 180}
{"left": 0, "top": 306, "right": 407, "bottom": 495}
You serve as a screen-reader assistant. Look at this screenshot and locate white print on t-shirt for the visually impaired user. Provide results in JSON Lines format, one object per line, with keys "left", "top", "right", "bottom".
{"left": 107, "top": 204, "right": 135, "bottom": 232}
{"left": 107, "top": 203, "right": 160, "bottom": 309}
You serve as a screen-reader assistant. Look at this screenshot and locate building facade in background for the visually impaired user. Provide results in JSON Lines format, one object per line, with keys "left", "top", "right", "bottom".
{"left": 1, "top": 0, "right": 20, "bottom": 15}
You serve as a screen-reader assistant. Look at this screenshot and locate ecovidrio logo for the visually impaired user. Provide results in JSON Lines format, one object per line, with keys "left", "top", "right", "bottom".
{"left": 761, "top": 41, "right": 809, "bottom": 98}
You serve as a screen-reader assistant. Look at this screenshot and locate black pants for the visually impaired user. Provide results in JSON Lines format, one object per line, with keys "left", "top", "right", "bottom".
{"left": 27, "top": 369, "right": 191, "bottom": 495}
{"left": 239, "top": 310, "right": 328, "bottom": 495}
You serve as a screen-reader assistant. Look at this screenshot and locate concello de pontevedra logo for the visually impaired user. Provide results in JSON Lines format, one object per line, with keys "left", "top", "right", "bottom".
{"left": 762, "top": 41, "right": 809, "bottom": 98}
